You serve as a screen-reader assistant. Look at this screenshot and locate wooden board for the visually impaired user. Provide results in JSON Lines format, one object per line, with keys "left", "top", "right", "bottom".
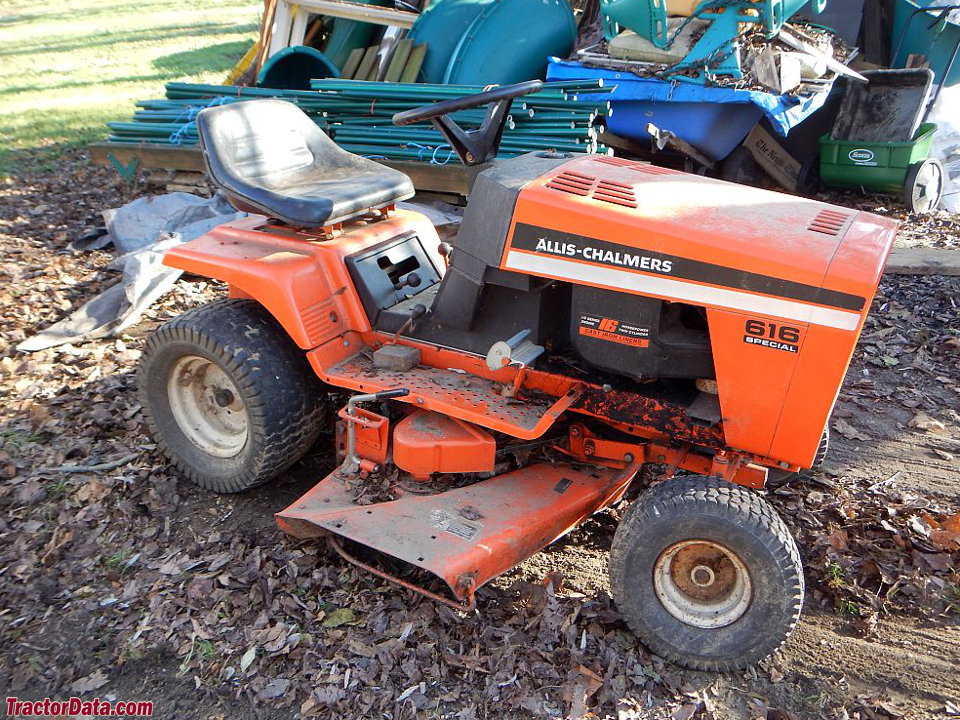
{"left": 88, "top": 143, "right": 470, "bottom": 196}
{"left": 384, "top": 39, "right": 413, "bottom": 83}
{"left": 286, "top": 0, "right": 416, "bottom": 27}
{"left": 387, "top": 159, "right": 469, "bottom": 197}
{"left": 267, "top": 0, "right": 417, "bottom": 60}
{"left": 355, "top": 45, "right": 379, "bottom": 82}
{"left": 341, "top": 47, "right": 365, "bottom": 79}
{"left": 400, "top": 43, "right": 427, "bottom": 83}
{"left": 885, "top": 247, "right": 960, "bottom": 276}
{"left": 89, "top": 142, "right": 206, "bottom": 172}
{"left": 743, "top": 124, "right": 802, "bottom": 192}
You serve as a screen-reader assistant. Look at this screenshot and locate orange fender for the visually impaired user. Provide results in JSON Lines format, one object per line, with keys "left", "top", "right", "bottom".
{"left": 162, "top": 211, "right": 438, "bottom": 350}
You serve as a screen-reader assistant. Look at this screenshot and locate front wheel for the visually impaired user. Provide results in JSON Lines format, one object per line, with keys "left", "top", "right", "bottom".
{"left": 609, "top": 476, "right": 804, "bottom": 671}
{"left": 138, "top": 299, "right": 327, "bottom": 492}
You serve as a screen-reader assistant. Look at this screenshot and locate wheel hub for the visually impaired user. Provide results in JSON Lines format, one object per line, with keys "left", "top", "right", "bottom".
{"left": 653, "top": 540, "right": 752, "bottom": 628}
{"left": 690, "top": 564, "right": 715, "bottom": 588}
{"left": 167, "top": 356, "right": 248, "bottom": 458}
{"left": 213, "top": 387, "right": 235, "bottom": 408}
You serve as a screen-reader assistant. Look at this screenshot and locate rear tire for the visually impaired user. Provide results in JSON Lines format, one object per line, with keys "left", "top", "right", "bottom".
{"left": 609, "top": 476, "right": 804, "bottom": 671}
{"left": 811, "top": 425, "right": 829, "bottom": 473}
{"left": 138, "top": 299, "right": 327, "bottom": 492}
{"left": 767, "top": 426, "right": 830, "bottom": 486}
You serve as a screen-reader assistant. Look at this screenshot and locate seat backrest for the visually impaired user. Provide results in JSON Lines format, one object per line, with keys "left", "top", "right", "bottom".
{"left": 195, "top": 98, "right": 414, "bottom": 226}
{"left": 198, "top": 99, "right": 333, "bottom": 184}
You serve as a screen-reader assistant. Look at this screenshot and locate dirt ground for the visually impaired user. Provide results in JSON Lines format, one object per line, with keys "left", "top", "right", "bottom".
{"left": 1, "top": 150, "right": 959, "bottom": 720}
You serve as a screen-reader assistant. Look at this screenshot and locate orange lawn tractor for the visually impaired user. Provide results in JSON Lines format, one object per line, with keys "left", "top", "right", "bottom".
{"left": 137, "top": 81, "right": 897, "bottom": 670}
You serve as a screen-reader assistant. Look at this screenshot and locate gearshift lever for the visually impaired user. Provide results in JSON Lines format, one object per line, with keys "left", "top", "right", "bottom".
{"left": 393, "top": 272, "right": 422, "bottom": 291}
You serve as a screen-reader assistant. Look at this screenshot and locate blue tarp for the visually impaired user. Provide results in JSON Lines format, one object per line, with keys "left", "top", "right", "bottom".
{"left": 547, "top": 58, "right": 833, "bottom": 137}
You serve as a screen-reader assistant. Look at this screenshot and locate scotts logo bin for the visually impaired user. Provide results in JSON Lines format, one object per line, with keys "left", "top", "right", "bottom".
{"left": 820, "top": 122, "right": 939, "bottom": 195}
{"left": 848, "top": 148, "right": 876, "bottom": 164}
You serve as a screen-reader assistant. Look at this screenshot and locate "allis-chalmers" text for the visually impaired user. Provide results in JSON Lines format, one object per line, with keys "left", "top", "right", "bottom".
{"left": 534, "top": 238, "right": 673, "bottom": 273}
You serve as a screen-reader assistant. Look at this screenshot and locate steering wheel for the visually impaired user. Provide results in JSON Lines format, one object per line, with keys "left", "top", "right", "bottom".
{"left": 392, "top": 80, "right": 544, "bottom": 166}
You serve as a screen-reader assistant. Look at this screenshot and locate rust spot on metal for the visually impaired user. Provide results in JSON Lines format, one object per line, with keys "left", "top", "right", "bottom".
{"left": 574, "top": 386, "right": 724, "bottom": 449}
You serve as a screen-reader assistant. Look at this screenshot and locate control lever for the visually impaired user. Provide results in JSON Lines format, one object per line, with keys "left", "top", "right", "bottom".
{"left": 393, "top": 271, "right": 422, "bottom": 291}
{"left": 391, "top": 303, "right": 427, "bottom": 344}
{"left": 438, "top": 243, "right": 453, "bottom": 269}
{"left": 485, "top": 329, "right": 544, "bottom": 371}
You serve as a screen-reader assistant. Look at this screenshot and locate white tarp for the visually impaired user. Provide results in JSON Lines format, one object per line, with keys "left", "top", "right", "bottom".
{"left": 18, "top": 193, "right": 245, "bottom": 352}
{"left": 928, "top": 85, "right": 960, "bottom": 213}
{"left": 17, "top": 194, "right": 464, "bottom": 352}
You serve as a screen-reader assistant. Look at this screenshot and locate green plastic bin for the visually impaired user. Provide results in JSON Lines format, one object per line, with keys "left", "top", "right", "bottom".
{"left": 819, "top": 122, "right": 937, "bottom": 193}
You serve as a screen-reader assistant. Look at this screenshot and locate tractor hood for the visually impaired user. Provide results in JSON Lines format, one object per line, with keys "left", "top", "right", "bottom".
{"left": 500, "top": 155, "right": 898, "bottom": 332}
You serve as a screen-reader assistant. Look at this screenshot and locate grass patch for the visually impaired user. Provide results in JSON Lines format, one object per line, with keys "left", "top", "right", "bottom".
{"left": 0, "top": 0, "right": 260, "bottom": 174}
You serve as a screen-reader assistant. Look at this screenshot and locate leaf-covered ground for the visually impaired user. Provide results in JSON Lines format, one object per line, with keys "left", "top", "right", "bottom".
{"left": 1, "top": 150, "right": 959, "bottom": 719}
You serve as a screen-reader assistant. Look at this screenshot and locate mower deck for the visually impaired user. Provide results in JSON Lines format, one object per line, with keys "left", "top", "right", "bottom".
{"left": 276, "top": 460, "right": 639, "bottom": 605}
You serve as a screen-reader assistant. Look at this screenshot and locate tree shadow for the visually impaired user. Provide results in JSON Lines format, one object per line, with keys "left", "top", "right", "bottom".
{"left": 152, "top": 41, "right": 252, "bottom": 76}
{"left": 0, "top": 23, "right": 257, "bottom": 59}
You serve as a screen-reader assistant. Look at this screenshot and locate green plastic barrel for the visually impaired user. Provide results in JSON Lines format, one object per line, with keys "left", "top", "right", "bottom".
{"left": 258, "top": 46, "right": 339, "bottom": 90}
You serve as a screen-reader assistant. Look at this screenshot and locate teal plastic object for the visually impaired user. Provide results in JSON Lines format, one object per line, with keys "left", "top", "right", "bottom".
{"left": 442, "top": 0, "right": 577, "bottom": 85}
{"left": 891, "top": 0, "right": 960, "bottom": 87}
{"left": 659, "top": 0, "right": 826, "bottom": 83}
{"left": 321, "top": 0, "right": 387, "bottom": 71}
{"left": 406, "top": 0, "right": 493, "bottom": 83}
{"left": 600, "top": 0, "right": 668, "bottom": 46}
{"left": 258, "top": 46, "right": 339, "bottom": 90}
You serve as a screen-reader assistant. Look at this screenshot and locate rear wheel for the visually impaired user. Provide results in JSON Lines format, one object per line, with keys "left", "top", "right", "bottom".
{"left": 138, "top": 299, "right": 327, "bottom": 492}
{"left": 767, "top": 425, "right": 830, "bottom": 486}
{"left": 609, "top": 476, "right": 803, "bottom": 671}
{"left": 811, "top": 425, "right": 830, "bottom": 473}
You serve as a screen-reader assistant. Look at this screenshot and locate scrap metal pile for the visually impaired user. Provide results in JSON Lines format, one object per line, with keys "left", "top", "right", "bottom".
{"left": 105, "top": 79, "right": 614, "bottom": 162}
{"left": 583, "top": 0, "right": 857, "bottom": 94}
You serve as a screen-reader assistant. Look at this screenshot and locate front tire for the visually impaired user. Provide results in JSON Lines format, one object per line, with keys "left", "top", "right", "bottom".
{"left": 609, "top": 476, "right": 803, "bottom": 671}
{"left": 138, "top": 299, "right": 327, "bottom": 492}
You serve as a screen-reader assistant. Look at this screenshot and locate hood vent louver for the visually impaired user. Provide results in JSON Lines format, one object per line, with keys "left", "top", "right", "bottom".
{"left": 545, "top": 170, "right": 594, "bottom": 196}
{"left": 808, "top": 208, "right": 852, "bottom": 236}
{"left": 546, "top": 171, "right": 638, "bottom": 209}
{"left": 594, "top": 179, "right": 637, "bottom": 208}
{"left": 592, "top": 156, "right": 677, "bottom": 175}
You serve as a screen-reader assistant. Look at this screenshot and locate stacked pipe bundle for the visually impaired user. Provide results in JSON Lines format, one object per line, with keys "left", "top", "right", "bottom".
{"left": 105, "top": 79, "right": 614, "bottom": 163}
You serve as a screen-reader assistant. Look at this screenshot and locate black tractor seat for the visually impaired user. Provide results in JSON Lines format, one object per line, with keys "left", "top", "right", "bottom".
{"left": 196, "top": 99, "right": 414, "bottom": 227}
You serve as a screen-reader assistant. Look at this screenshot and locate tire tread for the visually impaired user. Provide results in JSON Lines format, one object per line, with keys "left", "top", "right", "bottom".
{"left": 610, "top": 476, "right": 804, "bottom": 671}
{"left": 138, "top": 299, "right": 326, "bottom": 492}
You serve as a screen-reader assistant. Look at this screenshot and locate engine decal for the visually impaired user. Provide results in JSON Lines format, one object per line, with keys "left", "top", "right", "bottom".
{"left": 578, "top": 313, "right": 650, "bottom": 347}
{"left": 505, "top": 224, "right": 865, "bottom": 332}
{"left": 504, "top": 251, "right": 861, "bottom": 331}
{"left": 509, "top": 223, "right": 865, "bottom": 312}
